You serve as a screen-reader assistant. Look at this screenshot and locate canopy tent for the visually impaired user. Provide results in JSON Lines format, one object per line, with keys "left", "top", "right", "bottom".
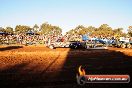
{"left": 0, "top": 32, "right": 8, "bottom": 35}
{"left": 82, "top": 35, "right": 89, "bottom": 41}
{"left": 26, "top": 31, "right": 39, "bottom": 35}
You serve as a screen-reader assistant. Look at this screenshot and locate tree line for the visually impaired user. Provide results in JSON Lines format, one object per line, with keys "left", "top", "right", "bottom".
{"left": 67, "top": 24, "right": 132, "bottom": 38}
{"left": 0, "top": 23, "right": 132, "bottom": 37}
{"left": 0, "top": 22, "right": 62, "bottom": 35}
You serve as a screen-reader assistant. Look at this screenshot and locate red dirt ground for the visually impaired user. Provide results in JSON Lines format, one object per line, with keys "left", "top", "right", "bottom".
{"left": 0, "top": 45, "right": 132, "bottom": 88}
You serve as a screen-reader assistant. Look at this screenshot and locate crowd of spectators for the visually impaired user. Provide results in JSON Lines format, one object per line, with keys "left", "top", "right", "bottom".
{"left": 0, "top": 32, "right": 67, "bottom": 45}
{"left": 0, "top": 32, "right": 131, "bottom": 46}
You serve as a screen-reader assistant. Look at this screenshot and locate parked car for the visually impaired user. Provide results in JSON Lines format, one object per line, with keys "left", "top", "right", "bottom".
{"left": 69, "top": 41, "right": 86, "bottom": 49}
{"left": 112, "top": 39, "right": 132, "bottom": 48}
{"left": 48, "top": 38, "right": 70, "bottom": 49}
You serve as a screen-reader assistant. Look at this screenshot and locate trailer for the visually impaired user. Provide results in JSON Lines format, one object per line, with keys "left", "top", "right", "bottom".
{"left": 112, "top": 37, "right": 132, "bottom": 48}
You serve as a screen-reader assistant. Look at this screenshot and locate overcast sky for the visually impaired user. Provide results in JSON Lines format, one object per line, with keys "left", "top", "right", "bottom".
{"left": 0, "top": 0, "right": 132, "bottom": 34}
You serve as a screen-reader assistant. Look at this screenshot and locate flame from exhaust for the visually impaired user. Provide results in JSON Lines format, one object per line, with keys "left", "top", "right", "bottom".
{"left": 78, "top": 65, "right": 86, "bottom": 76}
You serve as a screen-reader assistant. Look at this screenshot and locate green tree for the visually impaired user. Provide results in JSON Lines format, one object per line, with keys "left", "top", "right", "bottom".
{"left": 5, "top": 27, "right": 14, "bottom": 34}
{"left": 0, "top": 27, "right": 5, "bottom": 32}
{"left": 128, "top": 26, "right": 132, "bottom": 37}
{"left": 15, "top": 25, "right": 31, "bottom": 34}
{"left": 40, "top": 22, "right": 62, "bottom": 35}
{"left": 33, "top": 24, "right": 39, "bottom": 32}
{"left": 113, "top": 28, "right": 124, "bottom": 37}
{"left": 96, "top": 24, "right": 113, "bottom": 37}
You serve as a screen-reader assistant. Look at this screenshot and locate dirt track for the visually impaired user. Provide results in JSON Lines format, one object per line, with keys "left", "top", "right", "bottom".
{"left": 0, "top": 45, "right": 132, "bottom": 88}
